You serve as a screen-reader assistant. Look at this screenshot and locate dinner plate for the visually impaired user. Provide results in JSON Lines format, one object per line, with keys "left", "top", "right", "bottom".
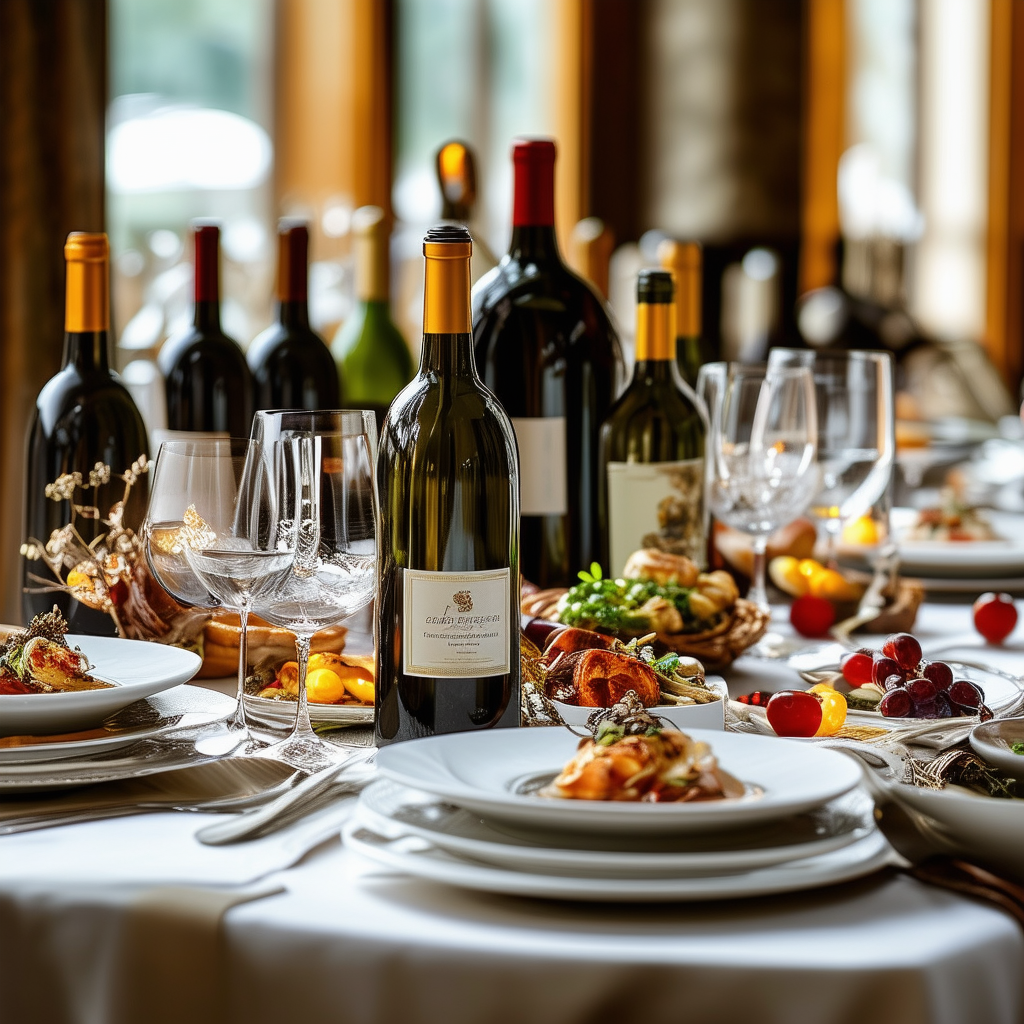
{"left": 374, "top": 728, "right": 864, "bottom": 836}
{"left": 0, "top": 635, "right": 202, "bottom": 736}
{"left": 243, "top": 693, "right": 373, "bottom": 729}
{"left": 0, "top": 685, "right": 237, "bottom": 790}
{"left": 343, "top": 818, "right": 891, "bottom": 902}
{"left": 841, "top": 507, "right": 1024, "bottom": 579}
{"left": 355, "top": 779, "right": 876, "bottom": 877}
{"left": 888, "top": 782, "right": 1024, "bottom": 883}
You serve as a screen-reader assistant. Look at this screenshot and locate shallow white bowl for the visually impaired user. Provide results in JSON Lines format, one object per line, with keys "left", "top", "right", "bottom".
{"left": 552, "top": 676, "right": 727, "bottom": 731}
{"left": 0, "top": 636, "right": 201, "bottom": 736}
{"left": 969, "top": 717, "right": 1024, "bottom": 777}
{"left": 376, "top": 727, "right": 864, "bottom": 836}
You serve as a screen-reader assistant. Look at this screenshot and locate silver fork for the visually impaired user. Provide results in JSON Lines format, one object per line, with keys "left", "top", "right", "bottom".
{"left": 0, "top": 770, "right": 305, "bottom": 835}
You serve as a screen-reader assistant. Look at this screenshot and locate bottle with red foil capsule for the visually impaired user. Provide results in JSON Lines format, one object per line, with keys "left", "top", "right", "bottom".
{"left": 158, "top": 222, "right": 254, "bottom": 437}
{"left": 249, "top": 220, "right": 339, "bottom": 411}
{"left": 473, "top": 138, "right": 624, "bottom": 589}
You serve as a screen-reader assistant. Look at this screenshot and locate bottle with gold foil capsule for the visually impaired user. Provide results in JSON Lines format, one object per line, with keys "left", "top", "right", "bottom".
{"left": 658, "top": 239, "right": 712, "bottom": 387}
{"left": 248, "top": 219, "right": 339, "bottom": 411}
{"left": 332, "top": 206, "right": 413, "bottom": 426}
{"left": 375, "top": 225, "right": 521, "bottom": 744}
{"left": 23, "top": 232, "right": 150, "bottom": 632}
{"left": 598, "top": 270, "right": 706, "bottom": 576}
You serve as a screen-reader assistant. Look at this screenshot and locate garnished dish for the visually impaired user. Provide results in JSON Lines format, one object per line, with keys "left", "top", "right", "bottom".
{"left": 904, "top": 493, "right": 1001, "bottom": 542}
{"left": 252, "top": 651, "right": 374, "bottom": 707}
{"left": 0, "top": 610, "right": 111, "bottom": 695}
{"left": 521, "top": 550, "right": 768, "bottom": 669}
{"left": 542, "top": 699, "right": 744, "bottom": 804}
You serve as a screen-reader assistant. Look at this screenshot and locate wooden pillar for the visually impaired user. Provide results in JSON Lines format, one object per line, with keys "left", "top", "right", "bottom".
{"left": 800, "top": 0, "right": 846, "bottom": 294}
{"left": 985, "top": 0, "right": 1024, "bottom": 392}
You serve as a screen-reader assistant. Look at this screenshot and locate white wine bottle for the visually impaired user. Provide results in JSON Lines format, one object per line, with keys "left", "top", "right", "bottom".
{"left": 598, "top": 270, "right": 706, "bottom": 576}
{"left": 375, "top": 225, "right": 521, "bottom": 743}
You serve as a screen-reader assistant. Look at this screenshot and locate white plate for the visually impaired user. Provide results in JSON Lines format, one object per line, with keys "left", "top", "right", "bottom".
{"left": 0, "top": 635, "right": 201, "bottom": 736}
{"left": 842, "top": 508, "right": 1024, "bottom": 579}
{"left": 553, "top": 677, "right": 727, "bottom": 731}
{"left": 0, "top": 720, "right": 168, "bottom": 764}
{"left": 243, "top": 693, "right": 373, "bottom": 729}
{"left": 343, "top": 818, "right": 891, "bottom": 902}
{"left": 356, "top": 779, "right": 876, "bottom": 877}
{"left": 375, "top": 728, "right": 864, "bottom": 836}
{"left": 888, "top": 782, "right": 1024, "bottom": 882}
{"left": 0, "top": 685, "right": 237, "bottom": 789}
{"left": 969, "top": 718, "right": 1024, "bottom": 777}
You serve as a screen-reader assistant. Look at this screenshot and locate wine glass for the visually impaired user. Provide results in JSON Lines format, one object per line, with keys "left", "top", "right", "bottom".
{"left": 708, "top": 365, "right": 819, "bottom": 611}
{"left": 248, "top": 410, "right": 378, "bottom": 771}
{"left": 767, "top": 349, "right": 895, "bottom": 566}
{"left": 141, "top": 438, "right": 284, "bottom": 748}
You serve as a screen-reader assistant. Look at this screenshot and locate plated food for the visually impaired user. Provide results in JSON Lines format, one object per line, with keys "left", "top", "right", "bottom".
{"left": 905, "top": 494, "right": 1001, "bottom": 542}
{"left": 543, "top": 721, "right": 744, "bottom": 804}
{"left": 0, "top": 610, "right": 109, "bottom": 695}
{"left": 521, "top": 550, "right": 768, "bottom": 669}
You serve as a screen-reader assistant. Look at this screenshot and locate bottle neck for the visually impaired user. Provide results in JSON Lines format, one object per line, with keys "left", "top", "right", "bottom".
{"left": 193, "top": 299, "right": 222, "bottom": 332}
{"left": 508, "top": 225, "right": 561, "bottom": 263}
{"left": 278, "top": 299, "right": 310, "bottom": 329}
{"left": 63, "top": 331, "right": 111, "bottom": 373}
{"left": 419, "top": 332, "right": 479, "bottom": 378}
{"left": 635, "top": 303, "right": 676, "bottom": 362}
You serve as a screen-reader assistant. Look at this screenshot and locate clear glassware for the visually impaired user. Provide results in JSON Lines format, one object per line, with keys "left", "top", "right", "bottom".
{"left": 248, "top": 410, "right": 378, "bottom": 771}
{"left": 767, "top": 349, "right": 895, "bottom": 567}
{"left": 141, "top": 437, "right": 282, "bottom": 749}
{"left": 708, "top": 365, "right": 819, "bottom": 611}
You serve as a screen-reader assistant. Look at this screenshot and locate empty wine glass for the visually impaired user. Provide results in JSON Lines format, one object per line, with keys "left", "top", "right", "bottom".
{"left": 141, "top": 438, "right": 284, "bottom": 748}
{"left": 248, "top": 410, "right": 378, "bottom": 771}
{"left": 767, "top": 349, "right": 895, "bottom": 566}
{"left": 708, "top": 365, "right": 819, "bottom": 611}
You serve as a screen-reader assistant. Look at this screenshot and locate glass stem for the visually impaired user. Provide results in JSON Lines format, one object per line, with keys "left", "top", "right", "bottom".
{"left": 749, "top": 535, "right": 770, "bottom": 613}
{"left": 824, "top": 521, "right": 842, "bottom": 570}
{"left": 291, "top": 634, "right": 317, "bottom": 742}
{"left": 228, "top": 599, "right": 251, "bottom": 733}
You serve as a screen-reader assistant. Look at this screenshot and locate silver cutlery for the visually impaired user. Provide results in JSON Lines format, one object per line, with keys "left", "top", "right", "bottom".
{"left": 196, "top": 748, "right": 376, "bottom": 845}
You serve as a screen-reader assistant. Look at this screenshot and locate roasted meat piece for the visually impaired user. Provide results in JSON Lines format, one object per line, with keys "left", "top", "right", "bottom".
{"left": 543, "top": 648, "right": 660, "bottom": 707}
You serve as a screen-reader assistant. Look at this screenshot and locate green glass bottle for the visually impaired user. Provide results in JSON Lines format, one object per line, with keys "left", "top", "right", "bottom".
{"left": 659, "top": 239, "right": 712, "bottom": 387}
{"left": 332, "top": 206, "right": 413, "bottom": 424}
{"left": 598, "top": 270, "right": 706, "bottom": 576}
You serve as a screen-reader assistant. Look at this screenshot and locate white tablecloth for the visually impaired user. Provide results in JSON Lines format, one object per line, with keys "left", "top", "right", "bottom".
{"left": 1, "top": 602, "right": 1022, "bottom": 1024}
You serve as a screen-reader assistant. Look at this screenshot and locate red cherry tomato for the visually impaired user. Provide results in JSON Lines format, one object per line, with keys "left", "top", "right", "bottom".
{"left": 790, "top": 595, "right": 836, "bottom": 638}
{"left": 840, "top": 650, "right": 874, "bottom": 686}
{"left": 766, "top": 689, "right": 823, "bottom": 737}
{"left": 973, "top": 592, "right": 1018, "bottom": 644}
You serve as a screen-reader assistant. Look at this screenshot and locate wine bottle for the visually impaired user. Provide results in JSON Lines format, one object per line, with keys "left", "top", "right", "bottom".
{"left": 376, "top": 225, "right": 521, "bottom": 744}
{"left": 436, "top": 140, "right": 499, "bottom": 280}
{"left": 658, "top": 239, "right": 712, "bottom": 387}
{"left": 23, "top": 233, "right": 150, "bottom": 632}
{"left": 158, "top": 223, "right": 254, "bottom": 438}
{"left": 332, "top": 206, "right": 413, "bottom": 425}
{"left": 248, "top": 220, "right": 339, "bottom": 411}
{"left": 473, "top": 138, "right": 624, "bottom": 588}
{"left": 598, "top": 270, "right": 706, "bottom": 576}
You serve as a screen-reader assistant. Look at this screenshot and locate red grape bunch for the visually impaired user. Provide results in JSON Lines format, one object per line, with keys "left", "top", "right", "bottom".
{"left": 841, "top": 632, "right": 992, "bottom": 720}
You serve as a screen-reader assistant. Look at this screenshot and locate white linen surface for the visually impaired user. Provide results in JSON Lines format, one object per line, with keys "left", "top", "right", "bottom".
{"left": 0, "top": 601, "right": 1023, "bottom": 1024}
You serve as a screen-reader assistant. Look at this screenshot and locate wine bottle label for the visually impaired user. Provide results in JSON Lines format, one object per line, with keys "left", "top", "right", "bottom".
{"left": 607, "top": 458, "right": 706, "bottom": 575}
{"left": 403, "top": 567, "right": 511, "bottom": 677}
{"left": 511, "top": 417, "right": 567, "bottom": 515}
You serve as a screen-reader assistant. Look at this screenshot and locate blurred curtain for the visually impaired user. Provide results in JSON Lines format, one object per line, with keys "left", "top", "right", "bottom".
{"left": 0, "top": 0, "right": 106, "bottom": 625}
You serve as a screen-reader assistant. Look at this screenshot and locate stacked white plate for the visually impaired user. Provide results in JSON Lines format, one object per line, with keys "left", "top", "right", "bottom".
{"left": 345, "top": 728, "right": 892, "bottom": 902}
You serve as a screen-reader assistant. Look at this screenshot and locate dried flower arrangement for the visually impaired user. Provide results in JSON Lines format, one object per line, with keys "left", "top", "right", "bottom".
{"left": 21, "top": 456, "right": 205, "bottom": 644}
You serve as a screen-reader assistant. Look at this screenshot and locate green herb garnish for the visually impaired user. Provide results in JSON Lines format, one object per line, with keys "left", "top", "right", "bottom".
{"left": 1011, "top": 741, "right": 1024, "bottom": 756}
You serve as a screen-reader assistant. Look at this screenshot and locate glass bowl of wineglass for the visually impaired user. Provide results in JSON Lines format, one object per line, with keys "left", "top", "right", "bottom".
{"left": 248, "top": 410, "right": 379, "bottom": 771}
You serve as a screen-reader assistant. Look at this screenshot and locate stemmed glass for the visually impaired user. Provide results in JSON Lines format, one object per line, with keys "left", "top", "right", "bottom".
{"left": 141, "top": 438, "right": 288, "bottom": 749}
{"left": 248, "top": 410, "right": 378, "bottom": 772}
{"left": 767, "top": 349, "right": 895, "bottom": 567}
{"left": 708, "top": 365, "right": 819, "bottom": 612}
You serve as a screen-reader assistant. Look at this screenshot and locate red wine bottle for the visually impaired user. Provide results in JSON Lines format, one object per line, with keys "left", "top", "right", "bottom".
{"left": 473, "top": 139, "right": 624, "bottom": 588}
{"left": 23, "top": 233, "right": 149, "bottom": 632}
{"left": 248, "top": 220, "right": 339, "bottom": 411}
{"left": 158, "top": 223, "right": 254, "bottom": 436}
